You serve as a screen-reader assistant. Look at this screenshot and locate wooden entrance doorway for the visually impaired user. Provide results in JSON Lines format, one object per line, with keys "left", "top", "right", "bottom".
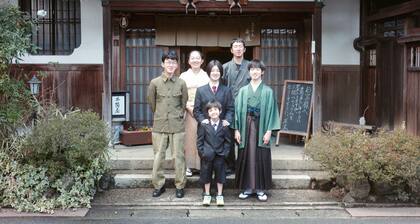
{"left": 110, "top": 14, "right": 313, "bottom": 129}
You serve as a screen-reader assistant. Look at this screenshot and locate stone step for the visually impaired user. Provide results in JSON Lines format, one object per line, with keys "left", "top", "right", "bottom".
{"left": 112, "top": 170, "right": 332, "bottom": 189}
{"left": 92, "top": 188, "right": 341, "bottom": 209}
{"left": 110, "top": 159, "right": 322, "bottom": 171}
{"left": 109, "top": 142, "right": 323, "bottom": 171}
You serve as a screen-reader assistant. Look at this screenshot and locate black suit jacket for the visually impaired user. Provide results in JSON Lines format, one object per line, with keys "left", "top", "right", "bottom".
{"left": 193, "top": 84, "right": 234, "bottom": 124}
{"left": 196, "top": 122, "right": 232, "bottom": 161}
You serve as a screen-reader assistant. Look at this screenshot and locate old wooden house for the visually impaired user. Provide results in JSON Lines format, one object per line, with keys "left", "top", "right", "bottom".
{"left": 11, "top": 0, "right": 420, "bottom": 136}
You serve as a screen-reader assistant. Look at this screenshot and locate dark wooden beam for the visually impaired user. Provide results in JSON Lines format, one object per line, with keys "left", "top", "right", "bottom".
{"left": 397, "top": 34, "right": 420, "bottom": 43}
{"left": 120, "top": 26, "right": 127, "bottom": 91}
{"left": 313, "top": 1, "right": 323, "bottom": 133}
{"left": 103, "top": 1, "right": 112, "bottom": 125}
{"left": 106, "top": 1, "right": 315, "bottom": 13}
{"left": 367, "top": 0, "right": 420, "bottom": 22}
{"left": 303, "top": 18, "right": 312, "bottom": 81}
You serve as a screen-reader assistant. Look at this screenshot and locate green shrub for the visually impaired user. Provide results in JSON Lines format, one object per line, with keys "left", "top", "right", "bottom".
{"left": 369, "top": 128, "right": 419, "bottom": 185}
{"left": 0, "top": 6, "right": 37, "bottom": 72}
{"left": 0, "top": 106, "right": 109, "bottom": 213}
{"left": 0, "top": 76, "right": 34, "bottom": 141}
{"left": 305, "top": 126, "right": 420, "bottom": 199}
{"left": 0, "top": 6, "right": 109, "bottom": 213}
{"left": 305, "top": 128, "right": 372, "bottom": 182}
{"left": 0, "top": 5, "right": 36, "bottom": 145}
{"left": 21, "top": 107, "right": 109, "bottom": 178}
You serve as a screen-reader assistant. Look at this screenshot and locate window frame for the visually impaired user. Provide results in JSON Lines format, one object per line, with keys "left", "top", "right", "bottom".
{"left": 19, "top": 0, "right": 81, "bottom": 55}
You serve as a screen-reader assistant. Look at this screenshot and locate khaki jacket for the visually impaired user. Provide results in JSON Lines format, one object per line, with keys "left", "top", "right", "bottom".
{"left": 147, "top": 73, "right": 188, "bottom": 133}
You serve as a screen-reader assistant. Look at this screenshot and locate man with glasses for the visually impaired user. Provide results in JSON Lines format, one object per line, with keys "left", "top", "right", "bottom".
{"left": 147, "top": 50, "right": 188, "bottom": 198}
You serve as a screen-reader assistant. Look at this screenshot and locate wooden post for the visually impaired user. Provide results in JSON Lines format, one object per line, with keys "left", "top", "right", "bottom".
{"left": 312, "top": 1, "right": 323, "bottom": 133}
{"left": 102, "top": 1, "right": 112, "bottom": 129}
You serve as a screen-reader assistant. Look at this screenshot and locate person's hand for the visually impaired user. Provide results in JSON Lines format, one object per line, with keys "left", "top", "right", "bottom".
{"left": 235, "top": 130, "right": 241, "bottom": 144}
{"left": 222, "top": 120, "right": 230, "bottom": 127}
{"left": 201, "top": 119, "right": 209, "bottom": 124}
{"left": 263, "top": 130, "right": 272, "bottom": 145}
{"left": 186, "top": 106, "right": 194, "bottom": 115}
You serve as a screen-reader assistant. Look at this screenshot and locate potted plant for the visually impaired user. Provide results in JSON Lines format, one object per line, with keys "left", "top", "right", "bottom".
{"left": 120, "top": 123, "right": 152, "bottom": 146}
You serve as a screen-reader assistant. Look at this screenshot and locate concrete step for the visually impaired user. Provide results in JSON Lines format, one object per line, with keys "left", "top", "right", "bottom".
{"left": 112, "top": 170, "right": 332, "bottom": 189}
{"left": 109, "top": 142, "right": 323, "bottom": 171}
{"left": 93, "top": 188, "right": 341, "bottom": 209}
{"left": 110, "top": 159, "right": 322, "bottom": 171}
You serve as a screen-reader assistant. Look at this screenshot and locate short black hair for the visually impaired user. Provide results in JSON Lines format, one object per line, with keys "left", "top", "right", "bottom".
{"left": 248, "top": 59, "right": 266, "bottom": 72}
{"left": 205, "top": 100, "right": 222, "bottom": 113}
{"left": 206, "top": 60, "right": 223, "bottom": 77}
{"left": 230, "top": 37, "right": 246, "bottom": 48}
{"left": 161, "top": 50, "right": 178, "bottom": 63}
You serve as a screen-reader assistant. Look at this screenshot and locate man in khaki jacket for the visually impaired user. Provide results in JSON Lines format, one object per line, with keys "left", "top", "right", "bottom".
{"left": 147, "top": 51, "right": 188, "bottom": 198}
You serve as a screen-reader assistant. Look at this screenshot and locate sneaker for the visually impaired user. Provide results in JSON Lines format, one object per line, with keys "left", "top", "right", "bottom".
{"left": 216, "top": 195, "right": 224, "bottom": 206}
{"left": 238, "top": 192, "right": 250, "bottom": 199}
{"left": 202, "top": 195, "right": 211, "bottom": 206}
{"left": 257, "top": 192, "right": 268, "bottom": 202}
{"left": 186, "top": 168, "right": 193, "bottom": 177}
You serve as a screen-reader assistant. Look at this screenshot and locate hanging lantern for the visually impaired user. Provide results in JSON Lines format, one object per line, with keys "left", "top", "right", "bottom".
{"left": 28, "top": 75, "right": 41, "bottom": 96}
{"left": 120, "top": 16, "right": 128, "bottom": 29}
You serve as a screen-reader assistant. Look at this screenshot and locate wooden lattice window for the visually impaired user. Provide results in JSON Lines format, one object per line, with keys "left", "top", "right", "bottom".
{"left": 260, "top": 28, "right": 298, "bottom": 106}
{"left": 382, "top": 18, "right": 405, "bottom": 38}
{"left": 409, "top": 46, "right": 420, "bottom": 69}
{"left": 19, "top": 0, "right": 81, "bottom": 55}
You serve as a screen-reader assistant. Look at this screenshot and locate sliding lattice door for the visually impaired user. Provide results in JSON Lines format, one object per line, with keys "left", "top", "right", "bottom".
{"left": 260, "top": 28, "right": 298, "bottom": 106}
{"left": 125, "top": 29, "right": 165, "bottom": 127}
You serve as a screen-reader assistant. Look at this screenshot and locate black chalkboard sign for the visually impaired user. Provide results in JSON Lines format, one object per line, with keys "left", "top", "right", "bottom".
{"left": 278, "top": 80, "right": 313, "bottom": 139}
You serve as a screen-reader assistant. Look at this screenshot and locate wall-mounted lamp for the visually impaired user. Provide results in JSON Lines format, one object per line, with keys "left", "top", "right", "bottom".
{"left": 28, "top": 75, "right": 41, "bottom": 96}
{"left": 120, "top": 16, "right": 128, "bottom": 29}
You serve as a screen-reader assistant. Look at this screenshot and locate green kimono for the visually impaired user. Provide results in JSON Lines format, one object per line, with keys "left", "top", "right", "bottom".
{"left": 232, "top": 83, "right": 280, "bottom": 149}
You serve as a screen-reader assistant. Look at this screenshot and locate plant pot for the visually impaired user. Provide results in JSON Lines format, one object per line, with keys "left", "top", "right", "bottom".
{"left": 120, "top": 130, "right": 152, "bottom": 146}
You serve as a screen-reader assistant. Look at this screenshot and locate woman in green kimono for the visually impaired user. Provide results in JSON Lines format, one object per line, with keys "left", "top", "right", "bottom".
{"left": 232, "top": 59, "right": 280, "bottom": 201}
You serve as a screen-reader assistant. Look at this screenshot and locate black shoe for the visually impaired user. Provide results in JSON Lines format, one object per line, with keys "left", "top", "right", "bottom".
{"left": 152, "top": 187, "right": 165, "bottom": 197}
{"left": 176, "top": 188, "right": 185, "bottom": 198}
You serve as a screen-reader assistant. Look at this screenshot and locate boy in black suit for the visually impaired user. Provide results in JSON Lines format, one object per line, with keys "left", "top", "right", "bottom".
{"left": 197, "top": 100, "right": 232, "bottom": 206}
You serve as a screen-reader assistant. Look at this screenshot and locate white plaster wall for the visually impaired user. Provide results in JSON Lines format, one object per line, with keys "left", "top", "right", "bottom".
{"left": 18, "top": 0, "right": 103, "bottom": 64}
{"left": 322, "top": 0, "right": 360, "bottom": 65}
{"left": 0, "top": 0, "right": 18, "bottom": 7}
{"left": 11, "top": 0, "right": 358, "bottom": 65}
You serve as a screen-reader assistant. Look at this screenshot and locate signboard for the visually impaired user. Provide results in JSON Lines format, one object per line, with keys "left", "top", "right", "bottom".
{"left": 278, "top": 80, "right": 313, "bottom": 139}
{"left": 112, "top": 92, "right": 130, "bottom": 121}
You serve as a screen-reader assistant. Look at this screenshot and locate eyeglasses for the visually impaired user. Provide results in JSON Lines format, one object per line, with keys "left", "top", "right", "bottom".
{"left": 164, "top": 61, "right": 178, "bottom": 65}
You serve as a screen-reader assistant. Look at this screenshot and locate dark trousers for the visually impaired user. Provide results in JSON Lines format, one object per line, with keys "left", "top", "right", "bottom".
{"left": 199, "top": 155, "right": 226, "bottom": 185}
{"left": 225, "top": 129, "right": 236, "bottom": 171}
